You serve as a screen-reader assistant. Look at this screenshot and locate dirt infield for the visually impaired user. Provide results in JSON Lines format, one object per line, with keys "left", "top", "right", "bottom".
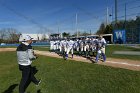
{"left": 0, "top": 48, "right": 140, "bottom": 71}
{"left": 0, "top": 48, "right": 16, "bottom": 52}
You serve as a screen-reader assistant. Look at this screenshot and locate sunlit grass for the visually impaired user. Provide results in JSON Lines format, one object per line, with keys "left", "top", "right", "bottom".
{"left": 0, "top": 52, "right": 140, "bottom": 93}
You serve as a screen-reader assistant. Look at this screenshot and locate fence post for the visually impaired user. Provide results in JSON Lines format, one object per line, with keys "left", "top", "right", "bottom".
{"left": 139, "top": 29, "right": 140, "bottom": 44}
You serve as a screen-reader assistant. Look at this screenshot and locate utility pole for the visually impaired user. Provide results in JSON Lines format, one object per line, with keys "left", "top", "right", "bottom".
{"left": 109, "top": 7, "right": 113, "bottom": 24}
{"left": 115, "top": 0, "right": 118, "bottom": 24}
{"left": 124, "top": 3, "right": 126, "bottom": 29}
{"left": 90, "top": 30, "right": 91, "bottom": 35}
{"left": 111, "top": 7, "right": 113, "bottom": 23}
{"left": 106, "top": 7, "right": 109, "bottom": 26}
{"left": 57, "top": 21, "right": 60, "bottom": 38}
{"left": 76, "top": 13, "right": 78, "bottom": 38}
{"left": 139, "top": 31, "right": 140, "bottom": 44}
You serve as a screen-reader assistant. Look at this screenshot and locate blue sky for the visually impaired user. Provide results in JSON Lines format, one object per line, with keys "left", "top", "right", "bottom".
{"left": 0, "top": 0, "right": 139, "bottom": 34}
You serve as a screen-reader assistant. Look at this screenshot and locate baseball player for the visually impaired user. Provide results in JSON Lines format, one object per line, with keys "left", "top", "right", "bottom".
{"left": 65, "top": 39, "right": 74, "bottom": 60}
{"left": 95, "top": 35, "right": 107, "bottom": 62}
{"left": 76, "top": 39, "right": 81, "bottom": 56}
{"left": 53, "top": 40, "right": 56, "bottom": 52}
{"left": 17, "top": 35, "right": 41, "bottom": 93}
{"left": 55, "top": 40, "right": 59, "bottom": 53}
{"left": 61, "top": 39, "right": 67, "bottom": 58}
{"left": 73, "top": 39, "right": 80, "bottom": 55}
{"left": 79, "top": 38, "right": 84, "bottom": 56}
{"left": 90, "top": 37, "right": 97, "bottom": 56}
{"left": 58, "top": 40, "right": 61, "bottom": 54}
{"left": 83, "top": 38, "right": 90, "bottom": 57}
{"left": 50, "top": 40, "right": 54, "bottom": 52}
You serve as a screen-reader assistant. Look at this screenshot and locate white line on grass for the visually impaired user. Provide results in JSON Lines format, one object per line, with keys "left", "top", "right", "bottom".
{"left": 106, "top": 61, "right": 140, "bottom": 67}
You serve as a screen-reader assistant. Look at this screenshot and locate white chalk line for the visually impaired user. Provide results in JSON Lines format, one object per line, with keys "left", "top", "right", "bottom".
{"left": 106, "top": 61, "right": 140, "bottom": 67}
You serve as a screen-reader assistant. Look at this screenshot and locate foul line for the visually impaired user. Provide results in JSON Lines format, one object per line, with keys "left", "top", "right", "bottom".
{"left": 106, "top": 61, "right": 140, "bottom": 67}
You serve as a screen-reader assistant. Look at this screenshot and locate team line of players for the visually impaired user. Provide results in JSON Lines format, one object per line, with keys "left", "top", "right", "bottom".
{"left": 50, "top": 35, "right": 107, "bottom": 62}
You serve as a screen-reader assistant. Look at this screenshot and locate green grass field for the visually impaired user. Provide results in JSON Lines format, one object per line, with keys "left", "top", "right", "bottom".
{"left": 0, "top": 46, "right": 17, "bottom": 48}
{"left": 0, "top": 51, "right": 140, "bottom": 93}
{"left": 105, "top": 45, "right": 140, "bottom": 60}
{"left": 34, "top": 46, "right": 50, "bottom": 51}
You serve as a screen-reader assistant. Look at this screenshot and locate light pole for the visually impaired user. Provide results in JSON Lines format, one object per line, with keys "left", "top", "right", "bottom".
{"left": 106, "top": 7, "right": 109, "bottom": 26}
{"left": 124, "top": 3, "right": 127, "bottom": 29}
{"left": 115, "top": 0, "right": 118, "bottom": 24}
{"left": 76, "top": 13, "right": 78, "bottom": 38}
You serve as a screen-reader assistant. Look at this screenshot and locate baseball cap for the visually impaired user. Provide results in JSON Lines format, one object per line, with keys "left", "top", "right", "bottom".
{"left": 24, "top": 35, "right": 33, "bottom": 41}
{"left": 19, "top": 35, "right": 33, "bottom": 42}
{"left": 99, "top": 35, "right": 102, "bottom": 38}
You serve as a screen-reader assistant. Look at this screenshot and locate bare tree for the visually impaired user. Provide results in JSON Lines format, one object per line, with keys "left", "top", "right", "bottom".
{"left": 0, "top": 29, "right": 7, "bottom": 40}
{"left": 0, "top": 28, "right": 21, "bottom": 43}
{"left": 41, "top": 34, "right": 46, "bottom": 40}
{"left": 7, "top": 28, "right": 21, "bottom": 42}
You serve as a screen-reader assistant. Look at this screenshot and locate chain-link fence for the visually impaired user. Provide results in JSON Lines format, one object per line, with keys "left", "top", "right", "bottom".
{"left": 126, "top": 27, "right": 140, "bottom": 44}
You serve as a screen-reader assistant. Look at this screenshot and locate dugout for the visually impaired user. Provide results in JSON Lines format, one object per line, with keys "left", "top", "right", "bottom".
{"left": 87, "top": 35, "right": 99, "bottom": 39}
{"left": 49, "top": 34, "right": 60, "bottom": 40}
{"left": 102, "top": 34, "right": 113, "bottom": 44}
{"left": 69, "top": 34, "right": 113, "bottom": 44}
{"left": 86, "top": 34, "right": 113, "bottom": 43}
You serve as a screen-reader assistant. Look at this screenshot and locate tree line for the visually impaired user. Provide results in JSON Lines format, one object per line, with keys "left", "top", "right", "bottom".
{"left": 61, "top": 31, "right": 92, "bottom": 38}
{"left": 62, "top": 16, "right": 140, "bottom": 38}
{"left": 0, "top": 28, "right": 21, "bottom": 43}
{"left": 96, "top": 16, "right": 140, "bottom": 34}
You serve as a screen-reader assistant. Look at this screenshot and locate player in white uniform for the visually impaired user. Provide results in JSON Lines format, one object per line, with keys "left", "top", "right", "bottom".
{"left": 83, "top": 38, "right": 90, "bottom": 57}
{"left": 76, "top": 39, "right": 80, "bottom": 52}
{"left": 53, "top": 40, "right": 56, "bottom": 52}
{"left": 65, "top": 39, "right": 74, "bottom": 60}
{"left": 95, "top": 35, "right": 107, "bottom": 62}
{"left": 76, "top": 39, "right": 81, "bottom": 56}
{"left": 90, "top": 37, "right": 97, "bottom": 56}
{"left": 73, "top": 39, "right": 77, "bottom": 51}
{"left": 56, "top": 40, "right": 59, "bottom": 51}
{"left": 61, "top": 39, "right": 67, "bottom": 58}
{"left": 59, "top": 40, "right": 63, "bottom": 54}
{"left": 73, "top": 39, "right": 80, "bottom": 56}
{"left": 50, "top": 40, "right": 54, "bottom": 51}
{"left": 79, "top": 38, "right": 84, "bottom": 56}
{"left": 63, "top": 39, "right": 67, "bottom": 53}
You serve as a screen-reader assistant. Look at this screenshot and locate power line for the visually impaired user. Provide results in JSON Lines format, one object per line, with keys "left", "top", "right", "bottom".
{"left": 111, "top": 0, "right": 140, "bottom": 23}
{"left": 71, "top": 4, "right": 106, "bottom": 22}
{"left": 48, "top": 15, "right": 75, "bottom": 27}
{"left": 118, "top": 0, "right": 140, "bottom": 5}
{"left": 113, "top": 0, "right": 140, "bottom": 11}
{"left": 126, "top": 5, "right": 140, "bottom": 10}
{"left": 123, "top": 0, "right": 140, "bottom": 4}
{"left": 116, "top": 4, "right": 140, "bottom": 14}
{"left": 48, "top": 3, "right": 114, "bottom": 33}
{"left": 49, "top": 11, "right": 104, "bottom": 29}
{"left": 113, "top": 12, "right": 140, "bottom": 19}
{"left": 0, "top": 1, "right": 53, "bottom": 33}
